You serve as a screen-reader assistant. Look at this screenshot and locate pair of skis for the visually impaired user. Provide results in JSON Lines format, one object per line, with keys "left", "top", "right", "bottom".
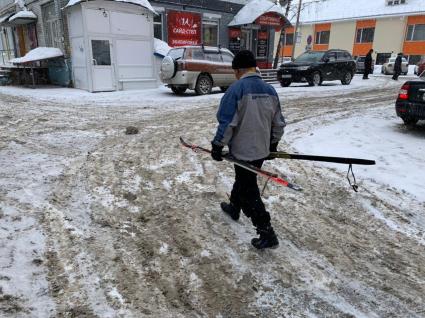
{"left": 180, "top": 138, "right": 375, "bottom": 192}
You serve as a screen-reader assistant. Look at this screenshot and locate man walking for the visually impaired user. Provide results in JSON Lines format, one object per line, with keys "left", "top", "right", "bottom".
{"left": 393, "top": 53, "right": 403, "bottom": 80}
{"left": 363, "top": 49, "right": 373, "bottom": 79}
{"left": 211, "top": 50, "right": 286, "bottom": 249}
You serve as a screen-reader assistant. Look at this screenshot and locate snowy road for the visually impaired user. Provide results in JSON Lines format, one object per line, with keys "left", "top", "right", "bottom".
{"left": 1, "top": 76, "right": 424, "bottom": 317}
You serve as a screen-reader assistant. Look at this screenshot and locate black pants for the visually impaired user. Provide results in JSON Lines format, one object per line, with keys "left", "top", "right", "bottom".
{"left": 230, "top": 159, "right": 271, "bottom": 229}
{"left": 363, "top": 68, "right": 370, "bottom": 79}
{"left": 392, "top": 70, "right": 401, "bottom": 80}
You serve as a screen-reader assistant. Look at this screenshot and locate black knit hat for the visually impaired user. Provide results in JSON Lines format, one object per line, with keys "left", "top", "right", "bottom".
{"left": 232, "top": 50, "right": 257, "bottom": 70}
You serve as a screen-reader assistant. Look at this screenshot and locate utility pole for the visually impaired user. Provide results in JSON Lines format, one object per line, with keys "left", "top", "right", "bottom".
{"left": 291, "top": 0, "right": 302, "bottom": 60}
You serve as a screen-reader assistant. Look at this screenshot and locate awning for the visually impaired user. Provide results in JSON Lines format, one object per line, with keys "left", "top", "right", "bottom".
{"left": 8, "top": 10, "right": 37, "bottom": 25}
{"left": 64, "top": 0, "right": 156, "bottom": 14}
{"left": 10, "top": 47, "right": 64, "bottom": 64}
{"left": 228, "top": 0, "right": 290, "bottom": 28}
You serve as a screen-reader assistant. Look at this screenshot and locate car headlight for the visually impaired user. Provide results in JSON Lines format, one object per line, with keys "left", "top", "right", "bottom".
{"left": 297, "top": 66, "right": 310, "bottom": 71}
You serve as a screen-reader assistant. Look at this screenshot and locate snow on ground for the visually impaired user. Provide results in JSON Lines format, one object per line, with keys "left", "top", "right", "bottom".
{"left": 1, "top": 74, "right": 425, "bottom": 316}
{"left": 291, "top": 106, "right": 425, "bottom": 201}
{"left": 0, "top": 74, "right": 410, "bottom": 107}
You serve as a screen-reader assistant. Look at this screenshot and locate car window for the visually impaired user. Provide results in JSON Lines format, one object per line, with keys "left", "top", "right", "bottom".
{"left": 205, "top": 52, "right": 221, "bottom": 62}
{"left": 221, "top": 52, "right": 234, "bottom": 63}
{"left": 326, "top": 52, "right": 337, "bottom": 62}
{"left": 294, "top": 51, "right": 325, "bottom": 63}
{"left": 191, "top": 49, "right": 204, "bottom": 61}
{"left": 357, "top": 57, "right": 365, "bottom": 62}
{"left": 337, "top": 52, "right": 351, "bottom": 61}
{"left": 168, "top": 48, "right": 185, "bottom": 60}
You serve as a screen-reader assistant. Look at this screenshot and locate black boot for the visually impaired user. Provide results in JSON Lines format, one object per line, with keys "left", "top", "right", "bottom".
{"left": 251, "top": 225, "right": 279, "bottom": 249}
{"left": 220, "top": 202, "right": 240, "bottom": 221}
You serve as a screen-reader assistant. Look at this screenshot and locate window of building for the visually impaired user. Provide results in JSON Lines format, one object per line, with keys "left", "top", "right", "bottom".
{"left": 315, "top": 31, "right": 330, "bottom": 45}
{"left": 408, "top": 55, "right": 422, "bottom": 65}
{"left": 356, "top": 27, "right": 375, "bottom": 43}
{"left": 202, "top": 20, "right": 218, "bottom": 46}
{"left": 283, "top": 33, "right": 294, "bottom": 46}
{"left": 42, "top": 1, "right": 63, "bottom": 51}
{"left": 406, "top": 24, "right": 425, "bottom": 41}
{"left": 154, "top": 13, "right": 163, "bottom": 40}
{"left": 91, "top": 40, "right": 111, "bottom": 65}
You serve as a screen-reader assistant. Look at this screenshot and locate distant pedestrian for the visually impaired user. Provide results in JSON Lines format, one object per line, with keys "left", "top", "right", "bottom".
{"left": 392, "top": 53, "right": 403, "bottom": 80}
{"left": 211, "top": 50, "right": 286, "bottom": 249}
{"left": 363, "top": 49, "right": 373, "bottom": 79}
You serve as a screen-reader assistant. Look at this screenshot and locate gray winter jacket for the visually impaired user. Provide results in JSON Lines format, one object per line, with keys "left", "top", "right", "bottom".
{"left": 213, "top": 73, "right": 286, "bottom": 161}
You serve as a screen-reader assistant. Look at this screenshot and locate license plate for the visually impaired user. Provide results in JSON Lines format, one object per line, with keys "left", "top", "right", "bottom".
{"left": 281, "top": 74, "right": 292, "bottom": 79}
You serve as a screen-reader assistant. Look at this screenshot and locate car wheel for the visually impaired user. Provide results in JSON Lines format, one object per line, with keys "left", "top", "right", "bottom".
{"left": 195, "top": 74, "right": 213, "bottom": 95}
{"left": 171, "top": 86, "right": 187, "bottom": 95}
{"left": 402, "top": 117, "right": 418, "bottom": 126}
{"left": 308, "top": 72, "right": 321, "bottom": 86}
{"left": 220, "top": 86, "right": 229, "bottom": 92}
{"left": 341, "top": 72, "right": 352, "bottom": 85}
{"left": 280, "top": 81, "right": 291, "bottom": 87}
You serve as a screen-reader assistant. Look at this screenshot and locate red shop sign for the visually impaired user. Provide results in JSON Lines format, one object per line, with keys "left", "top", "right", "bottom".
{"left": 229, "top": 28, "right": 241, "bottom": 39}
{"left": 255, "top": 12, "right": 284, "bottom": 30}
{"left": 167, "top": 10, "right": 202, "bottom": 47}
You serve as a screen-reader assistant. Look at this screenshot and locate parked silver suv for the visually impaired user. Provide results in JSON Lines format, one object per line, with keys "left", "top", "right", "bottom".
{"left": 160, "top": 46, "right": 236, "bottom": 95}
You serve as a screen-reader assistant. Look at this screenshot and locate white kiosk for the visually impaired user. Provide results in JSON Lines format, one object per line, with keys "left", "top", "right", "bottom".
{"left": 65, "top": 0, "right": 157, "bottom": 92}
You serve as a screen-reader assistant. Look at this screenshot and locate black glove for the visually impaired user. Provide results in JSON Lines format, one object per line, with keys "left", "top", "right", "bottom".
{"left": 270, "top": 142, "right": 279, "bottom": 153}
{"left": 211, "top": 142, "right": 224, "bottom": 161}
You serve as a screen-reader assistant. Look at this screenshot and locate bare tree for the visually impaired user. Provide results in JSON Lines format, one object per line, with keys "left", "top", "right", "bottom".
{"left": 273, "top": 0, "right": 322, "bottom": 68}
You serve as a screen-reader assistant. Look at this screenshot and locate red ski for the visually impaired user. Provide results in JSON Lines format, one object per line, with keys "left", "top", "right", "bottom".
{"left": 180, "top": 137, "right": 302, "bottom": 192}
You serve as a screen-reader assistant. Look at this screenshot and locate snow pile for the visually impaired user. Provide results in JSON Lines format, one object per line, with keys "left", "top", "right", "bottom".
{"left": 8, "top": 10, "right": 37, "bottom": 22}
{"left": 65, "top": 0, "right": 156, "bottom": 14}
{"left": 297, "top": 0, "right": 425, "bottom": 23}
{"left": 229, "top": 0, "right": 285, "bottom": 26}
{"left": 10, "top": 47, "right": 63, "bottom": 64}
{"left": 154, "top": 38, "right": 171, "bottom": 58}
{"left": 292, "top": 106, "right": 425, "bottom": 200}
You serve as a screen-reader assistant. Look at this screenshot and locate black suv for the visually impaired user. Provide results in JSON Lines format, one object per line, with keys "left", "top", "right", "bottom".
{"left": 277, "top": 50, "right": 357, "bottom": 87}
{"left": 395, "top": 71, "right": 425, "bottom": 125}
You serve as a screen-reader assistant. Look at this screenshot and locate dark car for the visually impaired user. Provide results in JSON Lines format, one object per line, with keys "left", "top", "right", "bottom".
{"left": 395, "top": 71, "right": 425, "bottom": 125}
{"left": 277, "top": 50, "right": 356, "bottom": 87}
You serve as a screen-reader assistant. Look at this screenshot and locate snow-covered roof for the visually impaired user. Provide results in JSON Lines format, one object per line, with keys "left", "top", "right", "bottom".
{"left": 229, "top": 0, "right": 286, "bottom": 26}
{"left": 154, "top": 38, "right": 171, "bottom": 58}
{"left": 298, "top": 0, "right": 425, "bottom": 24}
{"left": 8, "top": 10, "right": 37, "bottom": 22}
{"left": 11, "top": 47, "right": 64, "bottom": 64}
{"left": 0, "top": 13, "right": 13, "bottom": 24}
{"left": 65, "top": 0, "right": 156, "bottom": 14}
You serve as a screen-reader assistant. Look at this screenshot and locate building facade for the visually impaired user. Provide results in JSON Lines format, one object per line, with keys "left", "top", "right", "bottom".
{"left": 280, "top": 0, "right": 425, "bottom": 65}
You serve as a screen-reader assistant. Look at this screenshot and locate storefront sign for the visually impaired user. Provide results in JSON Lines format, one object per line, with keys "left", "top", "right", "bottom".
{"left": 228, "top": 28, "right": 241, "bottom": 54}
{"left": 256, "top": 31, "right": 268, "bottom": 58}
{"left": 255, "top": 12, "right": 284, "bottom": 31}
{"left": 167, "top": 10, "right": 201, "bottom": 47}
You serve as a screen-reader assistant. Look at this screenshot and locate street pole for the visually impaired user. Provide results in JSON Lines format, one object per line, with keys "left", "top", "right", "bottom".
{"left": 291, "top": 0, "right": 302, "bottom": 60}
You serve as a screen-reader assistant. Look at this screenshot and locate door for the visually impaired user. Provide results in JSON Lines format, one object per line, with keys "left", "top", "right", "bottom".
{"left": 240, "top": 29, "right": 251, "bottom": 50}
{"left": 322, "top": 51, "right": 337, "bottom": 80}
{"left": 90, "top": 38, "right": 115, "bottom": 92}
